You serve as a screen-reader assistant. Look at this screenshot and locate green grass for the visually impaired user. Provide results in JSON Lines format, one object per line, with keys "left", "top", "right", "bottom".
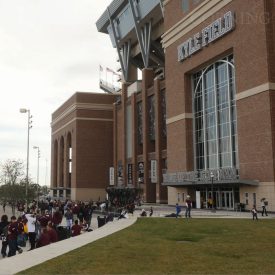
{"left": 18, "top": 218, "right": 275, "bottom": 274}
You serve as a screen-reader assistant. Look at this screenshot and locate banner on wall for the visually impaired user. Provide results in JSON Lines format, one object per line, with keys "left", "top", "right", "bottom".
{"left": 127, "top": 164, "right": 133, "bottom": 185}
{"left": 151, "top": 160, "right": 157, "bottom": 183}
{"left": 117, "top": 164, "right": 123, "bottom": 186}
{"left": 138, "top": 162, "right": 144, "bottom": 184}
{"left": 109, "top": 167, "right": 114, "bottom": 186}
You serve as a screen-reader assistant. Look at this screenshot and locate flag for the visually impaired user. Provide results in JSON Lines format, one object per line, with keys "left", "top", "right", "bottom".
{"left": 107, "top": 67, "right": 120, "bottom": 77}
{"left": 99, "top": 65, "right": 103, "bottom": 72}
{"left": 106, "top": 67, "right": 114, "bottom": 73}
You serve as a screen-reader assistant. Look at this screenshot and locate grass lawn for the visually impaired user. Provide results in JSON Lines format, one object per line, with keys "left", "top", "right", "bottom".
{"left": 18, "top": 218, "right": 275, "bottom": 274}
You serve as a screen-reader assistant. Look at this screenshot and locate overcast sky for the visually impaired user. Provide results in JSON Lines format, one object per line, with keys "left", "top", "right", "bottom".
{"left": 0, "top": 0, "right": 117, "bottom": 186}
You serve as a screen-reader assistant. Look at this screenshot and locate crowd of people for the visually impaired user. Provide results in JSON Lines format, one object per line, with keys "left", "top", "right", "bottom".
{"left": 0, "top": 199, "right": 97, "bottom": 258}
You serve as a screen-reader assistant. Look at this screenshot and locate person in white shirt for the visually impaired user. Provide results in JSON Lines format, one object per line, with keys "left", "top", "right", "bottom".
{"left": 25, "top": 210, "right": 37, "bottom": 250}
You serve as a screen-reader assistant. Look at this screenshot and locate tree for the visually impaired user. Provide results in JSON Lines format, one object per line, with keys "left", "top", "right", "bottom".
{"left": 0, "top": 159, "right": 36, "bottom": 212}
{"left": 0, "top": 159, "right": 25, "bottom": 185}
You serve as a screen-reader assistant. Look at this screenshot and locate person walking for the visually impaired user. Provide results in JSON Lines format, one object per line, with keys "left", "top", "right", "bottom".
{"left": 185, "top": 195, "right": 192, "bottom": 218}
{"left": 251, "top": 205, "right": 258, "bottom": 221}
{"left": 176, "top": 203, "right": 181, "bottom": 218}
{"left": 261, "top": 198, "right": 268, "bottom": 216}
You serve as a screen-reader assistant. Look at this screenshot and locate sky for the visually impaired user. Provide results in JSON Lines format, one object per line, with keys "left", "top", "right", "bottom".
{"left": 0, "top": 0, "right": 117, "bottom": 186}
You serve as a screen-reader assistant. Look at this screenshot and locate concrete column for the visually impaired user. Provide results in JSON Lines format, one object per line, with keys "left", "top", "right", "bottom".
{"left": 142, "top": 68, "right": 154, "bottom": 202}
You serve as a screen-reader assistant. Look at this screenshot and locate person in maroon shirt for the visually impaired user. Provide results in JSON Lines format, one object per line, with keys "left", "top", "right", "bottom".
{"left": 7, "top": 216, "right": 18, "bottom": 257}
{"left": 36, "top": 228, "right": 50, "bottom": 248}
{"left": 38, "top": 211, "right": 51, "bottom": 228}
{"left": 47, "top": 223, "right": 58, "bottom": 243}
{"left": 52, "top": 208, "right": 63, "bottom": 228}
{"left": 71, "top": 220, "right": 82, "bottom": 237}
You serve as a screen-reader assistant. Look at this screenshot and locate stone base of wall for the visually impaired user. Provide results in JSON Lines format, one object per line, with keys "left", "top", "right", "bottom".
{"left": 71, "top": 187, "right": 107, "bottom": 202}
{"left": 240, "top": 182, "right": 275, "bottom": 212}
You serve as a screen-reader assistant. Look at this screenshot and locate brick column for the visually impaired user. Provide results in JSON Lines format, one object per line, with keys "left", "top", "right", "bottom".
{"left": 131, "top": 93, "right": 137, "bottom": 187}
{"left": 154, "top": 77, "right": 167, "bottom": 203}
{"left": 121, "top": 83, "right": 128, "bottom": 186}
{"left": 64, "top": 134, "right": 68, "bottom": 188}
{"left": 113, "top": 102, "right": 118, "bottom": 186}
{"left": 142, "top": 68, "right": 154, "bottom": 202}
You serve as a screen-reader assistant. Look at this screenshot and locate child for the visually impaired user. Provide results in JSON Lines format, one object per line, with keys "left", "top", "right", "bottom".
{"left": 251, "top": 205, "right": 258, "bottom": 221}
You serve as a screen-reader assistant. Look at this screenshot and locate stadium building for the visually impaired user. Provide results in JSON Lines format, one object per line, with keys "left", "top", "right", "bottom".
{"left": 51, "top": 0, "right": 275, "bottom": 211}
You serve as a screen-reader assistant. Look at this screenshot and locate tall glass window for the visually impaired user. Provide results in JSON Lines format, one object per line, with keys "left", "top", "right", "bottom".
{"left": 137, "top": 102, "right": 143, "bottom": 144}
{"left": 126, "top": 105, "right": 132, "bottom": 158}
{"left": 193, "top": 55, "right": 238, "bottom": 170}
{"left": 148, "top": 95, "right": 155, "bottom": 141}
{"left": 182, "top": 0, "right": 189, "bottom": 12}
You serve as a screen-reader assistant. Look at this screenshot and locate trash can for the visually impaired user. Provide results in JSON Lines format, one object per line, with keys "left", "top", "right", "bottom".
{"left": 97, "top": 216, "right": 106, "bottom": 228}
{"left": 57, "top": 226, "right": 70, "bottom": 240}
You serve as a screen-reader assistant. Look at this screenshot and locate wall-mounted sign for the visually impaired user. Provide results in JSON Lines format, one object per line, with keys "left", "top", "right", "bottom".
{"left": 178, "top": 11, "right": 235, "bottom": 62}
{"left": 117, "top": 164, "right": 123, "bottom": 186}
{"left": 163, "top": 167, "right": 239, "bottom": 184}
{"left": 109, "top": 167, "right": 114, "bottom": 186}
{"left": 127, "top": 164, "right": 133, "bottom": 185}
{"left": 151, "top": 160, "right": 157, "bottom": 183}
{"left": 138, "top": 162, "right": 144, "bottom": 184}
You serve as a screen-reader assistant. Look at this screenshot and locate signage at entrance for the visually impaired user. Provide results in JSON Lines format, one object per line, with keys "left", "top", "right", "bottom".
{"left": 138, "top": 162, "right": 144, "bottom": 184}
{"left": 151, "top": 160, "right": 157, "bottom": 183}
{"left": 117, "top": 164, "right": 123, "bottom": 186}
{"left": 109, "top": 167, "right": 114, "bottom": 186}
{"left": 163, "top": 167, "right": 239, "bottom": 184}
{"left": 127, "top": 164, "right": 133, "bottom": 185}
{"left": 177, "top": 11, "right": 235, "bottom": 62}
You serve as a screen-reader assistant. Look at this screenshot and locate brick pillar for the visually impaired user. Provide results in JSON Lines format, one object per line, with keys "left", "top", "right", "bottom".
{"left": 113, "top": 102, "right": 118, "bottom": 186}
{"left": 155, "top": 78, "right": 168, "bottom": 203}
{"left": 51, "top": 140, "right": 57, "bottom": 189}
{"left": 121, "top": 83, "right": 128, "bottom": 186}
{"left": 57, "top": 137, "right": 61, "bottom": 189}
{"left": 142, "top": 68, "right": 154, "bottom": 202}
{"left": 64, "top": 134, "right": 68, "bottom": 188}
{"left": 131, "top": 93, "right": 137, "bottom": 187}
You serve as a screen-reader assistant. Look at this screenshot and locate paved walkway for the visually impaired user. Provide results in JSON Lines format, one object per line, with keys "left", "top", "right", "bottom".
{"left": 0, "top": 217, "right": 137, "bottom": 275}
{"left": 0, "top": 204, "right": 274, "bottom": 275}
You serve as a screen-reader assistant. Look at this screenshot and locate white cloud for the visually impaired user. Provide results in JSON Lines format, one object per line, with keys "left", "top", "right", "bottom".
{"left": 0, "top": 0, "right": 117, "bottom": 186}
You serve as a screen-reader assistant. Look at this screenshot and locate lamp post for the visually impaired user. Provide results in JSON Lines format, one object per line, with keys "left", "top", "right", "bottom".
{"left": 20, "top": 108, "right": 32, "bottom": 208}
{"left": 33, "top": 146, "right": 40, "bottom": 201}
{"left": 210, "top": 171, "right": 215, "bottom": 212}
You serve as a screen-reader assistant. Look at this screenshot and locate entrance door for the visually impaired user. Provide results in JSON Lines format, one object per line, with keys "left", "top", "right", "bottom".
{"left": 221, "top": 191, "right": 234, "bottom": 209}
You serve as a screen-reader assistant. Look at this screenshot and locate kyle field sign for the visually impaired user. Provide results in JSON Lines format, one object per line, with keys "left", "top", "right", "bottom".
{"left": 178, "top": 11, "right": 235, "bottom": 62}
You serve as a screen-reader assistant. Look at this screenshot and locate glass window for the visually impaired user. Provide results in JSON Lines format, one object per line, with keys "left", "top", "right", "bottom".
{"left": 193, "top": 55, "right": 238, "bottom": 171}
{"left": 182, "top": 0, "right": 189, "bottom": 12}
{"left": 148, "top": 95, "right": 155, "bottom": 141}
{"left": 137, "top": 102, "right": 143, "bottom": 144}
{"left": 253, "top": 193, "right": 256, "bottom": 206}
{"left": 245, "top": 192, "right": 249, "bottom": 205}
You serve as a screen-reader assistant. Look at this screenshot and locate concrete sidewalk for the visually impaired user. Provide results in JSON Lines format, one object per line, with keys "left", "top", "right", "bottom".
{"left": 0, "top": 217, "right": 137, "bottom": 275}
{"left": 1, "top": 206, "right": 274, "bottom": 275}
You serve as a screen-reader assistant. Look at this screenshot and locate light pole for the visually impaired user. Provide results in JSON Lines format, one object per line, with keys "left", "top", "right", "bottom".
{"left": 210, "top": 171, "right": 215, "bottom": 212}
{"left": 20, "top": 108, "right": 32, "bottom": 207}
{"left": 33, "top": 146, "right": 40, "bottom": 201}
